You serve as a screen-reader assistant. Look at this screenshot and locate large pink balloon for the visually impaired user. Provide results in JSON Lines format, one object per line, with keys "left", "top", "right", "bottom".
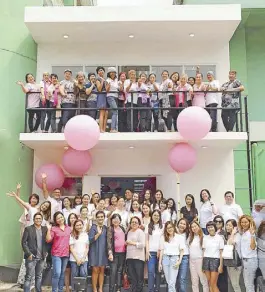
{"left": 64, "top": 115, "right": 100, "bottom": 151}
{"left": 168, "top": 143, "right": 197, "bottom": 173}
{"left": 177, "top": 106, "right": 211, "bottom": 141}
{"left": 35, "top": 164, "right": 65, "bottom": 191}
{"left": 62, "top": 148, "right": 92, "bottom": 176}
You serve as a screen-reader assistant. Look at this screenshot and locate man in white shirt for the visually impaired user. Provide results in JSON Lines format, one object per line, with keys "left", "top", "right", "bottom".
{"left": 41, "top": 173, "right": 62, "bottom": 222}
{"left": 205, "top": 71, "right": 220, "bottom": 132}
{"left": 219, "top": 191, "right": 243, "bottom": 223}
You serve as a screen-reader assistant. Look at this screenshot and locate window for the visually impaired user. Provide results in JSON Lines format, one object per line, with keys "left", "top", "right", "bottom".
{"left": 51, "top": 66, "right": 83, "bottom": 81}
{"left": 85, "top": 65, "right": 117, "bottom": 77}
{"left": 152, "top": 66, "right": 183, "bottom": 82}
{"left": 183, "top": 65, "right": 216, "bottom": 81}
{"left": 100, "top": 177, "right": 156, "bottom": 200}
{"left": 61, "top": 177, "right": 82, "bottom": 197}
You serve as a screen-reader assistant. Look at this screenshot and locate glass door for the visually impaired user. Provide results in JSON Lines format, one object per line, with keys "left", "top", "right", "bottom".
{"left": 119, "top": 66, "right": 150, "bottom": 77}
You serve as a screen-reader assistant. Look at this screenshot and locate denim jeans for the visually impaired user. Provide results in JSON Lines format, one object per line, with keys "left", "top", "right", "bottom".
{"left": 107, "top": 96, "right": 118, "bottom": 131}
{"left": 162, "top": 255, "right": 180, "bottom": 292}
{"left": 227, "top": 266, "right": 242, "bottom": 292}
{"left": 206, "top": 103, "right": 218, "bottom": 132}
{"left": 126, "top": 103, "right": 138, "bottom": 132}
{"left": 52, "top": 256, "right": 69, "bottom": 292}
{"left": 176, "top": 255, "right": 189, "bottom": 292}
{"left": 242, "top": 258, "right": 258, "bottom": 292}
{"left": 61, "top": 103, "right": 76, "bottom": 127}
{"left": 109, "top": 252, "right": 126, "bottom": 292}
{"left": 24, "top": 258, "right": 45, "bottom": 292}
{"left": 70, "top": 261, "right": 88, "bottom": 285}
{"left": 147, "top": 252, "right": 161, "bottom": 292}
{"left": 259, "top": 258, "right": 265, "bottom": 278}
{"left": 87, "top": 100, "right": 97, "bottom": 120}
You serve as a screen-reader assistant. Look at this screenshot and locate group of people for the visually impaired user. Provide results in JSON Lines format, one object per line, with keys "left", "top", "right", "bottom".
{"left": 7, "top": 176, "right": 265, "bottom": 292}
{"left": 16, "top": 67, "right": 244, "bottom": 134}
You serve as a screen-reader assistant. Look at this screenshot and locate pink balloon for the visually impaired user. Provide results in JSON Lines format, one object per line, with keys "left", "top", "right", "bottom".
{"left": 64, "top": 115, "right": 100, "bottom": 151}
{"left": 168, "top": 143, "right": 197, "bottom": 173}
{"left": 62, "top": 148, "right": 92, "bottom": 176}
{"left": 35, "top": 164, "right": 65, "bottom": 191}
{"left": 177, "top": 106, "right": 212, "bottom": 141}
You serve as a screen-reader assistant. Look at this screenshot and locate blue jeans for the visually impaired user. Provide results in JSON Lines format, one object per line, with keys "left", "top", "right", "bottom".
{"left": 24, "top": 258, "right": 45, "bottom": 292}
{"left": 176, "top": 255, "right": 189, "bottom": 292}
{"left": 52, "top": 256, "right": 69, "bottom": 292}
{"left": 70, "top": 261, "right": 88, "bottom": 284}
{"left": 242, "top": 258, "right": 258, "bottom": 292}
{"left": 162, "top": 255, "right": 180, "bottom": 292}
{"left": 147, "top": 252, "right": 161, "bottom": 292}
{"left": 107, "top": 96, "right": 118, "bottom": 131}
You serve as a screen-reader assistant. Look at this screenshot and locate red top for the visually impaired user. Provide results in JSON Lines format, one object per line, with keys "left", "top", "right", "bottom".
{"left": 49, "top": 225, "right": 71, "bottom": 257}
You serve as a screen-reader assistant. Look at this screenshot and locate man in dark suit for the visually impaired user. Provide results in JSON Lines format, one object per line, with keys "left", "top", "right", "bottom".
{"left": 21, "top": 212, "right": 48, "bottom": 292}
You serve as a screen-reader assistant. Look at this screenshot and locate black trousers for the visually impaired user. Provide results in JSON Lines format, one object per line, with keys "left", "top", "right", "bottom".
{"left": 109, "top": 252, "right": 125, "bottom": 292}
{"left": 206, "top": 103, "right": 218, "bottom": 132}
{"left": 118, "top": 99, "right": 127, "bottom": 132}
{"left": 28, "top": 108, "right": 41, "bottom": 132}
{"left": 217, "top": 266, "right": 228, "bottom": 292}
{"left": 125, "top": 103, "right": 138, "bottom": 132}
{"left": 127, "top": 259, "right": 144, "bottom": 292}
{"left": 221, "top": 108, "right": 237, "bottom": 132}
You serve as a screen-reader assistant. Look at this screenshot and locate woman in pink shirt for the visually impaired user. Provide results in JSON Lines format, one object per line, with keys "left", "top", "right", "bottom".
{"left": 107, "top": 213, "right": 127, "bottom": 292}
{"left": 46, "top": 211, "right": 71, "bottom": 292}
{"left": 193, "top": 73, "right": 207, "bottom": 107}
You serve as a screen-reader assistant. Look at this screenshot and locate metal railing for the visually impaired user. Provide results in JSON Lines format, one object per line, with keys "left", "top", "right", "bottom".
{"left": 23, "top": 90, "right": 248, "bottom": 133}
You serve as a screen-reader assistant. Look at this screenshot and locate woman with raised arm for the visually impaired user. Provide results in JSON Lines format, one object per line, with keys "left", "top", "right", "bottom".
{"left": 46, "top": 211, "right": 71, "bottom": 292}
{"left": 17, "top": 73, "right": 41, "bottom": 132}
{"left": 89, "top": 210, "right": 108, "bottom": 292}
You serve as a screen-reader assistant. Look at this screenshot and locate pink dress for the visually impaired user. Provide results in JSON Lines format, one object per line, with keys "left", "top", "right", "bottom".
{"left": 193, "top": 84, "right": 206, "bottom": 107}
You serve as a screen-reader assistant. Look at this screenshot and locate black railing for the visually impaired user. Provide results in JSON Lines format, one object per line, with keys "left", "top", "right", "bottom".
{"left": 24, "top": 91, "right": 248, "bottom": 133}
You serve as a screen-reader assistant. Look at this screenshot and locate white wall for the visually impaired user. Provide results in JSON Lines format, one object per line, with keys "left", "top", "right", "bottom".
{"left": 32, "top": 147, "right": 235, "bottom": 210}
{"left": 36, "top": 43, "right": 230, "bottom": 84}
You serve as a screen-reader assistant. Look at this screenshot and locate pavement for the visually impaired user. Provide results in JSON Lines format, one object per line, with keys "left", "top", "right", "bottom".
{"left": 0, "top": 283, "right": 52, "bottom": 291}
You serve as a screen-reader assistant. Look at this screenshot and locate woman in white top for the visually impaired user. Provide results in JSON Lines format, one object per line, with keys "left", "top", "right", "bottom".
{"left": 257, "top": 221, "right": 265, "bottom": 279}
{"left": 141, "top": 203, "right": 151, "bottom": 228}
{"left": 167, "top": 198, "right": 177, "bottom": 224}
{"left": 62, "top": 197, "right": 76, "bottom": 223}
{"left": 176, "top": 218, "right": 190, "bottom": 292}
{"left": 128, "top": 200, "right": 143, "bottom": 226}
{"left": 224, "top": 219, "right": 242, "bottom": 292}
{"left": 159, "top": 222, "right": 185, "bottom": 292}
{"left": 69, "top": 220, "right": 89, "bottom": 283}
{"left": 160, "top": 199, "right": 171, "bottom": 225}
{"left": 92, "top": 199, "right": 109, "bottom": 226}
{"left": 106, "top": 67, "right": 119, "bottom": 133}
{"left": 238, "top": 215, "right": 257, "bottom": 292}
{"left": 124, "top": 70, "right": 139, "bottom": 132}
{"left": 189, "top": 221, "right": 209, "bottom": 292}
{"left": 111, "top": 197, "right": 129, "bottom": 229}
{"left": 75, "top": 194, "right": 95, "bottom": 219}
{"left": 147, "top": 74, "right": 159, "bottom": 132}
{"left": 79, "top": 206, "right": 91, "bottom": 233}
{"left": 199, "top": 189, "right": 218, "bottom": 234}
{"left": 151, "top": 190, "right": 164, "bottom": 211}
{"left": 146, "top": 210, "right": 164, "bottom": 292}
{"left": 202, "top": 221, "right": 224, "bottom": 292}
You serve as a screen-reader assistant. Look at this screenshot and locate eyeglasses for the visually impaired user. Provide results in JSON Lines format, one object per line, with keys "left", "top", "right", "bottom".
{"left": 215, "top": 220, "right": 223, "bottom": 223}
{"left": 131, "top": 221, "right": 139, "bottom": 224}
{"left": 97, "top": 216, "right": 104, "bottom": 219}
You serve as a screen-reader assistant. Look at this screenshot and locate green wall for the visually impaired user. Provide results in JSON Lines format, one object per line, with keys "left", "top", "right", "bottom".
{"left": 0, "top": 0, "right": 41, "bottom": 266}
{"left": 229, "top": 9, "right": 265, "bottom": 211}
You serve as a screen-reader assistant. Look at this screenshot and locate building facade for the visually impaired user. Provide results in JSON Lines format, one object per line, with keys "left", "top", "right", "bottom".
{"left": 0, "top": 0, "right": 265, "bottom": 278}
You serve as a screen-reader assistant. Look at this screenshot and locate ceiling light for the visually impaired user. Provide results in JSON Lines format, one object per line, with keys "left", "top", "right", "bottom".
{"left": 63, "top": 35, "right": 69, "bottom": 39}
{"left": 64, "top": 146, "right": 69, "bottom": 150}
{"left": 201, "top": 146, "right": 208, "bottom": 149}
{"left": 189, "top": 33, "right": 195, "bottom": 37}
{"left": 129, "top": 146, "right": 135, "bottom": 149}
{"left": 128, "top": 34, "right": 134, "bottom": 39}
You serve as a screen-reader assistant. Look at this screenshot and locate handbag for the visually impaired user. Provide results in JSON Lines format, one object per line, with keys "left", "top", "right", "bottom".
{"left": 223, "top": 244, "right": 241, "bottom": 267}
{"left": 222, "top": 245, "right": 234, "bottom": 259}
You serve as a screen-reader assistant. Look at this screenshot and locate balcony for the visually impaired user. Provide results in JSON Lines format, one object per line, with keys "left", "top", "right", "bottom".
{"left": 19, "top": 91, "right": 248, "bottom": 153}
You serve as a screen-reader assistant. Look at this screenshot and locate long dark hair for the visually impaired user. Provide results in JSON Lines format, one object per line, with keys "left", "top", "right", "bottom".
{"left": 67, "top": 213, "right": 78, "bottom": 226}
{"left": 164, "top": 221, "right": 177, "bottom": 242}
{"left": 152, "top": 190, "right": 164, "bottom": 210}
{"left": 148, "top": 210, "right": 163, "bottom": 235}
{"left": 167, "top": 198, "right": 177, "bottom": 216}
{"left": 62, "top": 197, "right": 72, "bottom": 209}
{"left": 185, "top": 194, "right": 197, "bottom": 217}
{"left": 189, "top": 220, "right": 203, "bottom": 247}
{"left": 141, "top": 203, "right": 151, "bottom": 218}
{"left": 224, "top": 219, "right": 237, "bottom": 241}
{"left": 200, "top": 189, "right": 211, "bottom": 203}
{"left": 72, "top": 219, "right": 84, "bottom": 240}
{"left": 40, "top": 201, "right": 51, "bottom": 222}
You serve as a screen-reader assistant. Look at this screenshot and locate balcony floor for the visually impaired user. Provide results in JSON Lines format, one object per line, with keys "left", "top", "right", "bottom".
{"left": 20, "top": 132, "right": 248, "bottom": 151}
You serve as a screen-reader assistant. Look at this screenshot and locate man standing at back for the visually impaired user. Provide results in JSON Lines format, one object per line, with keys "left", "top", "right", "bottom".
{"left": 219, "top": 191, "right": 243, "bottom": 223}
{"left": 22, "top": 212, "right": 48, "bottom": 292}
